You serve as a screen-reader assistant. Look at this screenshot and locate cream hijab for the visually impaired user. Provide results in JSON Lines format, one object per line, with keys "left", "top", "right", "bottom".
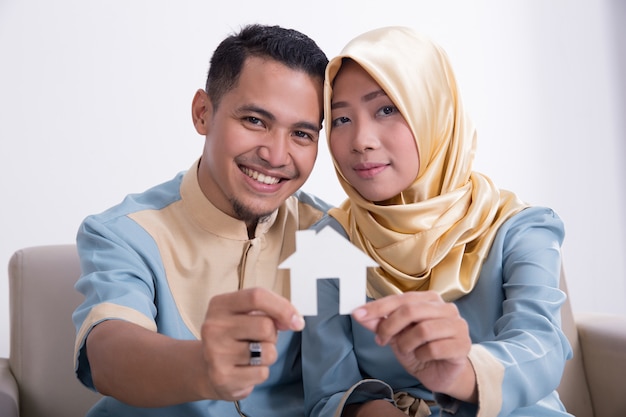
{"left": 326, "top": 27, "right": 527, "bottom": 301}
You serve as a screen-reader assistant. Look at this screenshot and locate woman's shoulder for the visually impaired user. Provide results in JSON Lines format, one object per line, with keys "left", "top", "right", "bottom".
{"left": 492, "top": 206, "right": 565, "bottom": 257}
{"left": 501, "top": 206, "right": 564, "bottom": 235}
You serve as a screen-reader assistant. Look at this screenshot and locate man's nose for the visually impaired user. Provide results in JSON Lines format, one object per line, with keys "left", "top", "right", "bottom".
{"left": 258, "top": 132, "right": 290, "bottom": 167}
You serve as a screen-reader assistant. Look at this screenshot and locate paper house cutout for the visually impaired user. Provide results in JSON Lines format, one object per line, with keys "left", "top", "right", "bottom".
{"left": 280, "top": 226, "right": 378, "bottom": 316}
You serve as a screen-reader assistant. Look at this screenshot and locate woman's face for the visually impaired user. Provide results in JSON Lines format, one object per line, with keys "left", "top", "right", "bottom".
{"left": 329, "top": 60, "right": 419, "bottom": 203}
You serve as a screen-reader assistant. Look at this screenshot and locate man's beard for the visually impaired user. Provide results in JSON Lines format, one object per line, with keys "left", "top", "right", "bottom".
{"left": 231, "top": 198, "right": 273, "bottom": 226}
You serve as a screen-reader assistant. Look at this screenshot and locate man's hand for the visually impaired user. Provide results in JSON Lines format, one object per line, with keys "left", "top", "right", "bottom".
{"left": 86, "top": 287, "right": 303, "bottom": 407}
{"left": 351, "top": 291, "right": 477, "bottom": 403}
{"left": 200, "top": 287, "right": 305, "bottom": 400}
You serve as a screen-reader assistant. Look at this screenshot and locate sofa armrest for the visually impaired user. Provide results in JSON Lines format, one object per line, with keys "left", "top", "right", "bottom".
{"left": 0, "top": 358, "right": 19, "bottom": 417}
{"left": 576, "top": 312, "right": 626, "bottom": 417}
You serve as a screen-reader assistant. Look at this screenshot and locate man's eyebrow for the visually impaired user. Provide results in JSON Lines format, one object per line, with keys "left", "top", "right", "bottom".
{"left": 239, "top": 105, "right": 275, "bottom": 121}
{"left": 293, "top": 121, "right": 322, "bottom": 132}
{"left": 331, "top": 89, "right": 387, "bottom": 110}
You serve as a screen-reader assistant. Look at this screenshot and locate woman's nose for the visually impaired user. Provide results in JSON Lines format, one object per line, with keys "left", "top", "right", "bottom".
{"left": 351, "top": 122, "right": 380, "bottom": 153}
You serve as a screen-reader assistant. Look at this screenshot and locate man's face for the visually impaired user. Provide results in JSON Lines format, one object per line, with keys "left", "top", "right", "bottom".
{"left": 193, "top": 56, "right": 323, "bottom": 225}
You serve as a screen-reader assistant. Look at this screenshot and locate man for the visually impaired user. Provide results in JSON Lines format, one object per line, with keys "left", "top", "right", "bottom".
{"left": 72, "top": 24, "right": 330, "bottom": 416}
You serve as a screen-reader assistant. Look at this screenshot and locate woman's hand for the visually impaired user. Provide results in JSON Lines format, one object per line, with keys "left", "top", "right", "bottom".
{"left": 351, "top": 291, "right": 477, "bottom": 402}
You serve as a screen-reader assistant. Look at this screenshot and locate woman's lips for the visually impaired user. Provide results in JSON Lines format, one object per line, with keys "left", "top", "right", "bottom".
{"left": 353, "top": 162, "right": 388, "bottom": 179}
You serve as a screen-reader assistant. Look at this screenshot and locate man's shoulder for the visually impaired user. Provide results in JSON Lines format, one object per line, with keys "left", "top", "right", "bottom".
{"left": 86, "top": 171, "right": 186, "bottom": 225}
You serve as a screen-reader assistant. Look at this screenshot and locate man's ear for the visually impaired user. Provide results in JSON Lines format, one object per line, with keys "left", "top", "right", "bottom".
{"left": 191, "top": 89, "right": 213, "bottom": 135}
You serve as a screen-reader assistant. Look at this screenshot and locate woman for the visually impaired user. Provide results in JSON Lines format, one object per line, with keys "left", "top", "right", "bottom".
{"left": 302, "top": 26, "right": 572, "bottom": 417}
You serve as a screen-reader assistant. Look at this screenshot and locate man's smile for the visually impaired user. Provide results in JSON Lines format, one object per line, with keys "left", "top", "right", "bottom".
{"left": 241, "top": 166, "right": 282, "bottom": 185}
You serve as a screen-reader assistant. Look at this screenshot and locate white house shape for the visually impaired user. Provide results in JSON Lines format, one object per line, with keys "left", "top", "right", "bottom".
{"left": 280, "top": 226, "right": 378, "bottom": 316}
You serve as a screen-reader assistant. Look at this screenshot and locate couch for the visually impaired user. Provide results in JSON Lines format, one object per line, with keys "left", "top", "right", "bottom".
{"left": 0, "top": 244, "right": 625, "bottom": 417}
{"left": 0, "top": 245, "right": 100, "bottom": 417}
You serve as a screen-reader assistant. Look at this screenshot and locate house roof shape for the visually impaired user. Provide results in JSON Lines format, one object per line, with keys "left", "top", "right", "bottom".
{"left": 280, "top": 225, "right": 378, "bottom": 316}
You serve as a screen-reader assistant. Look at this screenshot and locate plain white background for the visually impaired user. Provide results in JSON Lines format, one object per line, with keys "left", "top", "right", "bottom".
{"left": 1, "top": 0, "right": 624, "bottom": 358}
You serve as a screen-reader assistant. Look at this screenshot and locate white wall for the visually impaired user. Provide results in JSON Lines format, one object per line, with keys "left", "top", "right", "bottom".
{"left": 1, "top": 0, "right": 624, "bottom": 358}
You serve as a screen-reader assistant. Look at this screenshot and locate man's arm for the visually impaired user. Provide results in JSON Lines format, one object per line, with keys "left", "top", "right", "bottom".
{"left": 87, "top": 320, "right": 207, "bottom": 406}
{"left": 86, "top": 287, "right": 305, "bottom": 407}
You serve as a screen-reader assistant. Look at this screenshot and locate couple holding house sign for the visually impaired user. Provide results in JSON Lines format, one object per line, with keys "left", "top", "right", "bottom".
{"left": 72, "top": 24, "right": 571, "bottom": 417}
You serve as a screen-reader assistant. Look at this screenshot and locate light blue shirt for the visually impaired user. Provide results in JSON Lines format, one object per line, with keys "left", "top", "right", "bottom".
{"left": 303, "top": 207, "right": 573, "bottom": 417}
{"left": 72, "top": 165, "right": 333, "bottom": 417}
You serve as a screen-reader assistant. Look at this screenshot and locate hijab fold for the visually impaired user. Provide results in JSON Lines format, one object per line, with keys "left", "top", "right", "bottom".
{"left": 326, "top": 27, "right": 527, "bottom": 301}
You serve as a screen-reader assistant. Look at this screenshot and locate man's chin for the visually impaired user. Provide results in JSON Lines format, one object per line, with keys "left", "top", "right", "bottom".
{"left": 232, "top": 200, "right": 277, "bottom": 224}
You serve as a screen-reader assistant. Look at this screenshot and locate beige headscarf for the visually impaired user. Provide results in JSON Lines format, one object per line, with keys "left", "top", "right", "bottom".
{"left": 326, "top": 27, "right": 527, "bottom": 301}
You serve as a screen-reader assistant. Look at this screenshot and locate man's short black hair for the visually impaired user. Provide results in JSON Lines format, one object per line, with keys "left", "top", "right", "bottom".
{"left": 206, "top": 24, "right": 328, "bottom": 110}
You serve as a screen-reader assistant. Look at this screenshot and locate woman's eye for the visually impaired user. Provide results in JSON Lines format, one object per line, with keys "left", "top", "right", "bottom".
{"left": 332, "top": 116, "right": 350, "bottom": 127}
{"left": 378, "top": 105, "right": 397, "bottom": 116}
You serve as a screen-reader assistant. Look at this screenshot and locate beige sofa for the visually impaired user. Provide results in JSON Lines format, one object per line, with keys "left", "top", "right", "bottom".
{"left": 0, "top": 245, "right": 100, "bottom": 417}
{"left": 0, "top": 245, "right": 625, "bottom": 417}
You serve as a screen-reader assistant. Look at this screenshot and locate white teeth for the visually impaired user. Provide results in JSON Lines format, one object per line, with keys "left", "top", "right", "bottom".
{"left": 242, "top": 167, "right": 280, "bottom": 185}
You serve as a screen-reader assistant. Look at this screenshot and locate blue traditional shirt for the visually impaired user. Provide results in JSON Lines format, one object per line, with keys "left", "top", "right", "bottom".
{"left": 303, "top": 207, "right": 573, "bottom": 417}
